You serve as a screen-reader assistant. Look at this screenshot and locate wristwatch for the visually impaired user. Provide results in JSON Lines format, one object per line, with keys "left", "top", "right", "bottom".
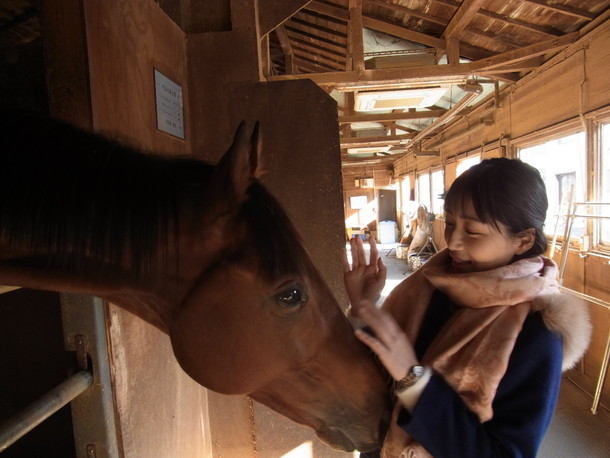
{"left": 394, "top": 365, "right": 426, "bottom": 393}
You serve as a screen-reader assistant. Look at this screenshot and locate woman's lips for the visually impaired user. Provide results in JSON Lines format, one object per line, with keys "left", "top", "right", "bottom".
{"left": 450, "top": 255, "right": 471, "bottom": 271}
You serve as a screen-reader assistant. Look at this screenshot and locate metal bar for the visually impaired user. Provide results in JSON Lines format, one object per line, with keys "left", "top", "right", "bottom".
{"left": 554, "top": 196, "right": 610, "bottom": 414}
{"left": 560, "top": 286, "right": 610, "bottom": 311}
{"left": 0, "top": 371, "right": 93, "bottom": 452}
{"left": 591, "top": 331, "right": 610, "bottom": 415}
{"left": 557, "top": 185, "right": 575, "bottom": 285}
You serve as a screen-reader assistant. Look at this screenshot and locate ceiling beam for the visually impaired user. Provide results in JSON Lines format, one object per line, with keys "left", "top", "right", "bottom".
{"left": 362, "top": 16, "right": 446, "bottom": 50}
{"left": 348, "top": 0, "right": 365, "bottom": 73}
{"left": 472, "top": 32, "right": 579, "bottom": 71}
{"left": 339, "top": 109, "right": 447, "bottom": 124}
{"left": 275, "top": 25, "right": 297, "bottom": 73}
{"left": 268, "top": 62, "right": 473, "bottom": 90}
{"left": 443, "top": 0, "right": 486, "bottom": 39}
{"left": 340, "top": 133, "right": 415, "bottom": 148}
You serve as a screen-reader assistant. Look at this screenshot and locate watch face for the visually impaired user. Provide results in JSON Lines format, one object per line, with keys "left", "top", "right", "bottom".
{"left": 412, "top": 365, "right": 425, "bottom": 377}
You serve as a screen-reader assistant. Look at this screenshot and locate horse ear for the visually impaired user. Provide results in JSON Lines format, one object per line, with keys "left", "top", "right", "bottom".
{"left": 212, "top": 121, "right": 261, "bottom": 208}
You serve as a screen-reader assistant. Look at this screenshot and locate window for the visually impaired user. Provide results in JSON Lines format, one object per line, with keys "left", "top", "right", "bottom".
{"left": 600, "top": 123, "right": 610, "bottom": 246}
{"left": 456, "top": 155, "right": 480, "bottom": 177}
{"left": 519, "top": 132, "right": 586, "bottom": 238}
{"left": 430, "top": 169, "right": 444, "bottom": 214}
{"left": 417, "top": 172, "right": 431, "bottom": 211}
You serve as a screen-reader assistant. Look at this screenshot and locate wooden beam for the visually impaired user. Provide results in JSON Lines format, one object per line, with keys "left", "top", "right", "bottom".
{"left": 339, "top": 109, "right": 447, "bottom": 124}
{"left": 348, "top": 0, "right": 365, "bottom": 73}
{"left": 443, "top": 0, "right": 486, "bottom": 40}
{"left": 258, "top": 0, "right": 311, "bottom": 36}
{"left": 341, "top": 133, "right": 415, "bottom": 148}
{"left": 276, "top": 25, "right": 297, "bottom": 73}
{"left": 470, "top": 32, "right": 579, "bottom": 71}
{"left": 268, "top": 62, "right": 472, "bottom": 90}
{"left": 443, "top": 0, "right": 486, "bottom": 64}
{"left": 362, "top": 16, "right": 446, "bottom": 50}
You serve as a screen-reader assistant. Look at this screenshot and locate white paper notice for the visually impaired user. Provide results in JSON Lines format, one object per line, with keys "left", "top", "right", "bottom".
{"left": 154, "top": 69, "right": 184, "bottom": 139}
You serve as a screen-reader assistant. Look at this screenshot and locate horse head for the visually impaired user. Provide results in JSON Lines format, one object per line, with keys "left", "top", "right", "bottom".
{"left": 170, "top": 122, "right": 391, "bottom": 452}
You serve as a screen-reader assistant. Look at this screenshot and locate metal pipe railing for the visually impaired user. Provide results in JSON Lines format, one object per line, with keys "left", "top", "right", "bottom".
{"left": 0, "top": 371, "right": 93, "bottom": 451}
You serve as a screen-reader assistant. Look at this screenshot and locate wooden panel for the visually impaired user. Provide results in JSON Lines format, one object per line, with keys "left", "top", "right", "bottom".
{"left": 84, "top": 0, "right": 189, "bottom": 154}
{"left": 41, "top": 0, "right": 91, "bottom": 128}
{"left": 583, "top": 23, "right": 610, "bottom": 112}
{"left": 228, "top": 79, "right": 351, "bottom": 457}
{"left": 509, "top": 52, "right": 584, "bottom": 139}
{"left": 81, "top": 2, "right": 211, "bottom": 457}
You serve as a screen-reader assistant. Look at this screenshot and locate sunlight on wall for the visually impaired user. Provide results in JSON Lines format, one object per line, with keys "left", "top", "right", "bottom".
{"left": 280, "top": 442, "right": 359, "bottom": 458}
{"left": 346, "top": 199, "right": 378, "bottom": 228}
{"left": 281, "top": 442, "right": 312, "bottom": 458}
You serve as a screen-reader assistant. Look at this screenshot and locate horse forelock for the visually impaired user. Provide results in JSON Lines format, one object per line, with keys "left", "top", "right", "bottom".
{"left": 0, "top": 111, "right": 215, "bottom": 281}
{"left": 240, "top": 183, "right": 309, "bottom": 280}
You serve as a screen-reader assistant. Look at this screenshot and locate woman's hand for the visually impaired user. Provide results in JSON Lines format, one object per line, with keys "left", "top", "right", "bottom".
{"left": 354, "top": 301, "right": 419, "bottom": 382}
{"left": 343, "top": 236, "right": 387, "bottom": 317}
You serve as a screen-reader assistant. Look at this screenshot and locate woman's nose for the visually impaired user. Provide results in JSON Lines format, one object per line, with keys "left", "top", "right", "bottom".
{"left": 445, "top": 228, "right": 462, "bottom": 250}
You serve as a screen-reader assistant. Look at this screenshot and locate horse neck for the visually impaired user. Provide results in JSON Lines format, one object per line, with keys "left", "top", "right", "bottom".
{"left": 0, "top": 114, "right": 217, "bottom": 331}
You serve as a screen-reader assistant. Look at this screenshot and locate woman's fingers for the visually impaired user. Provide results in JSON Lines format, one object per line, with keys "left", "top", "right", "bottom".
{"left": 358, "top": 303, "right": 402, "bottom": 340}
{"left": 377, "top": 257, "right": 387, "bottom": 285}
{"left": 369, "top": 236, "right": 379, "bottom": 262}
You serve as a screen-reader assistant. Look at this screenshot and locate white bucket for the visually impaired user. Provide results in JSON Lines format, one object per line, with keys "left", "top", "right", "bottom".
{"left": 378, "top": 221, "right": 397, "bottom": 244}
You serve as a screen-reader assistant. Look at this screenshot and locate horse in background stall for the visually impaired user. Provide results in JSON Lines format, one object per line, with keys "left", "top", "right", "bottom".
{"left": 0, "top": 112, "right": 390, "bottom": 453}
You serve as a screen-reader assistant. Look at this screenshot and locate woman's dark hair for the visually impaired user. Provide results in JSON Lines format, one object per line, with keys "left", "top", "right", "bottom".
{"left": 444, "top": 158, "right": 548, "bottom": 258}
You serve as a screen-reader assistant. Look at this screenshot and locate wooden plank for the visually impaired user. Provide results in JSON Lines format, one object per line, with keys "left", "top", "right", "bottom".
{"left": 258, "top": 0, "right": 311, "bottom": 35}
{"left": 276, "top": 25, "right": 297, "bottom": 73}
{"left": 523, "top": 0, "right": 596, "bottom": 21}
{"left": 40, "top": 0, "right": 92, "bottom": 129}
{"left": 362, "top": 15, "right": 446, "bottom": 49}
{"left": 471, "top": 32, "right": 579, "bottom": 71}
{"left": 339, "top": 109, "right": 447, "bottom": 124}
{"left": 341, "top": 133, "right": 415, "bottom": 148}
{"left": 268, "top": 62, "right": 472, "bottom": 90}
{"left": 443, "top": 0, "right": 487, "bottom": 40}
{"left": 290, "top": 40, "right": 347, "bottom": 65}
{"left": 368, "top": 0, "right": 447, "bottom": 26}
{"left": 285, "top": 22, "right": 348, "bottom": 48}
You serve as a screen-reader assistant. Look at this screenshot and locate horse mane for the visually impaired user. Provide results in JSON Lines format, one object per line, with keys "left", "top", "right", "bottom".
{"left": 0, "top": 111, "right": 213, "bottom": 280}
{"left": 0, "top": 111, "right": 307, "bottom": 283}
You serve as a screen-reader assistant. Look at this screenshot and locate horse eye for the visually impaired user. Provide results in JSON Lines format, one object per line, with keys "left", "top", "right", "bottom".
{"left": 275, "top": 285, "right": 308, "bottom": 308}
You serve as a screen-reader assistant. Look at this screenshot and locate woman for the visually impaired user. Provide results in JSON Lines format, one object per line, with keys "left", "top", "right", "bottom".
{"left": 344, "top": 158, "right": 591, "bottom": 457}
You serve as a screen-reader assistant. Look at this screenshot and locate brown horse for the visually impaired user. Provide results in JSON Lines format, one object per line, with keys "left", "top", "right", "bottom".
{"left": 0, "top": 112, "right": 390, "bottom": 452}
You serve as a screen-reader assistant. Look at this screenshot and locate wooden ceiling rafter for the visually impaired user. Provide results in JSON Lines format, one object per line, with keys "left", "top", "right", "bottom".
{"left": 339, "top": 108, "right": 447, "bottom": 124}
{"left": 348, "top": 0, "right": 365, "bottom": 73}
{"left": 275, "top": 25, "right": 298, "bottom": 74}
{"left": 341, "top": 132, "right": 414, "bottom": 148}
{"left": 264, "top": 0, "right": 607, "bottom": 166}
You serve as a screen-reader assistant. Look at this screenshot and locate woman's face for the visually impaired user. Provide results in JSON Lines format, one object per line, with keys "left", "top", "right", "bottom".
{"left": 444, "top": 198, "right": 533, "bottom": 273}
